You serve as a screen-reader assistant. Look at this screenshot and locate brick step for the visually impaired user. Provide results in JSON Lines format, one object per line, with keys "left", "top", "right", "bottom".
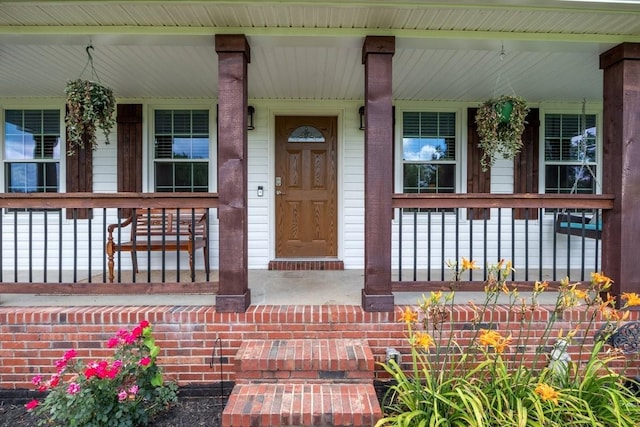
{"left": 222, "top": 382, "right": 382, "bottom": 427}
{"left": 234, "top": 339, "right": 374, "bottom": 382}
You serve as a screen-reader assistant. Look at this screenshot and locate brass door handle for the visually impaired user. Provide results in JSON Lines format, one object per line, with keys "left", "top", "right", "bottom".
{"left": 276, "top": 190, "right": 286, "bottom": 195}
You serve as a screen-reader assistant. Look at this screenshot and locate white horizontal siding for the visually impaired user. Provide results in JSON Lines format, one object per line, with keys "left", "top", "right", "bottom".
{"left": 0, "top": 97, "right": 601, "bottom": 278}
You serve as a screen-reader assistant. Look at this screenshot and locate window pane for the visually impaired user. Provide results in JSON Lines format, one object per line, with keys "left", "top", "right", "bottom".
{"left": 544, "top": 113, "right": 597, "bottom": 196}
{"left": 193, "top": 163, "right": 209, "bottom": 190}
{"left": 402, "top": 112, "right": 455, "bottom": 160}
{"left": 155, "top": 110, "right": 173, "bottom": 134}
{"left": 545, "top": 114, "right": 596, "bottom": 162}
{"left": 6, "top": 162, "right": 59, "bottom": 193}
{"left": 4, "top": 110, "right": 60, "bottom": 195}
{"left": 545, "top": 165, "right": 596, "bottom": 194}
{"left": 288, "top": 126, "right": 325, "bottom": 143}
{"left": 403, "top": 164, "right": 455, "bottom": 193}
{"left": 403, "top": 137, "right": 454, "bottom": 161}
{"left": 154, "top": 163, "right": 174, "bottom": 191}
{"left": 153, "top": 109, "right": 210, "bottom": 192}
{"left": 5, "top": 110, "right": 61, "bottom": 160}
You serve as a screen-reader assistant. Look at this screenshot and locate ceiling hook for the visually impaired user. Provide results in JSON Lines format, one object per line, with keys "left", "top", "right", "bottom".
{"left": 86, "top": 44, "right": 94, "bottom": 64}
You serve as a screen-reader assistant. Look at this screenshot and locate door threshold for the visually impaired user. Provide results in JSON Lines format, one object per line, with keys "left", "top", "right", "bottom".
{"left": 268, "top": 260, "right": 344, "bottom": 271}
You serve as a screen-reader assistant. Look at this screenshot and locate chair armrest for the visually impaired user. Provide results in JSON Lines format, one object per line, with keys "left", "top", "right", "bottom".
{"left": 107, "top": 215, "right": 135, "bottom": 235}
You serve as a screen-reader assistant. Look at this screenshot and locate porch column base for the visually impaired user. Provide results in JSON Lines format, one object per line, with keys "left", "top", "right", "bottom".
{"left": 361, "top": 289, "right": 394, "bottom": 312}
{"left": 216, "top": 290, "right": 251, "bottom": 313}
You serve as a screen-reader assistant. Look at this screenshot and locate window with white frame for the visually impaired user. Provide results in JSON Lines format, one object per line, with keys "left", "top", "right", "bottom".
{"left": 544, "top": 113, "right": 597, "bottom": 195}
{"left": 4, "top": 109, "right": 61, "bottom": 194}
{"left": 153, "top": 109, "right": 209, "bottom": 192}
{"left": 402, "top": 111, "right": 456, "bottom": 196}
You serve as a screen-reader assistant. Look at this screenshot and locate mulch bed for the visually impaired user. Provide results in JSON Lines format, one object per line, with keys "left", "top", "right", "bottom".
{"left": 0, "top": 385, "right": 230, "bottom": 427}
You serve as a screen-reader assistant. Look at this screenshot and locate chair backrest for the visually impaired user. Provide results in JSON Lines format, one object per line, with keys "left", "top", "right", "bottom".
{"left": 131, "top": 208, "right": 208, "bottom": 238}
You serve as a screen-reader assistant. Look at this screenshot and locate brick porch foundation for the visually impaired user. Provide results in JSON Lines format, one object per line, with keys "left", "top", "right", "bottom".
{"left": 0, "top": 304, "right": 638, "bottom": 390}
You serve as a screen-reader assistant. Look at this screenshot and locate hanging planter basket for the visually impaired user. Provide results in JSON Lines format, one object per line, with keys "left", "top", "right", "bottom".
{"left": 65, "top": 79, "right": 116, "bottom": 155}
{"left": 475, "top": 95, "right": 529, "bottom": 172}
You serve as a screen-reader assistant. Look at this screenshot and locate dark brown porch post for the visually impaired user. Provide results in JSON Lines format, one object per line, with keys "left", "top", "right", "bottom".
{"left": 361, "top": 36, "right": 395, "bottom": 311}
{"left": 600, "top": 43, "right": 640, "bottom": 298}
{"left": 215, "top": 35, "right": 251, "bottom": 312}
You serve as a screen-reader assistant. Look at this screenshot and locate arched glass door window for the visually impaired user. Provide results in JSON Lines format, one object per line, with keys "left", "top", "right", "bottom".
{"left": 288, "top": 126, "right": 325, "bottom": 143}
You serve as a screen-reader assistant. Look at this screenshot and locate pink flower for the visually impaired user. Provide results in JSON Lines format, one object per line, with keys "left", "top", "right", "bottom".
{"left": 118, "top": 390, "right": 128, "bottom": 401}
{"left": 63, "top": 349, "right": 77, "bottom": 361}
{"left": 67, "top": 382, "right": 80, "bottom": 395}
{"left": 107, "top": 337, "right": 120, "bottom": 348}
{"left": 31, "top": 375, "right": 42, "bottom": 385}
{"left": 139, "top": 320, "right": 150, "bottom": 329}
{"left": 131, "top": 326, "right": 142, "bottom": 339}
{"left": 49, "top": 374, "right": 60, "bottom": 388}
{"left": 128, "top": 384, "right": 139, "bottom": 395}
{"left": 84, "top": 366, "right": 97, "bottom": 379}
{"left": 112, "top": 359, "right": 123, "bottom": 369}
{"left": 138, "top": 357, "right": 152, "bottom": 367}
{"left": 54, "top": 358, "right": 67, "bottom": 371}
{"left": 25, "top": 399, "right": 39, "bottom": 410}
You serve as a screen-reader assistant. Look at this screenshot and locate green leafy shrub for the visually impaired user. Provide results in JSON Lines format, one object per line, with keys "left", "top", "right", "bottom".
{"left": 26, "top": 320, "right": 177, "bottom": 427}
{"left": 377, "top": 259, "right": 640, "bottom": 426}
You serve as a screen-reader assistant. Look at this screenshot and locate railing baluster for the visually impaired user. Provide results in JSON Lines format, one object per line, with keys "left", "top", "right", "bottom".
{"left": 13, "top": 210, "right": 18, "bottom": 282}
{"left": 87, "top": 208, "right": 92, "bottom": 282}
{"left": 469, "top": 208, "right": 474, "bottom": 282}
{"left": 427, "top": 210, "right": 431, "bottom": 281}
{"left": 524, "top": 208, "right": 529, "bottom": 282}
{"left": 398, "top": 208, "right": 402, "bottom": 282}
{"left": 28, "top": 210, "right": 33, "bottom": 283}
{"left": 440, "top": 210, "right": 445, "bottom": 281}
{"left": 455, "top": 207, "right": 459, "bottom": 278}
{"left": 58, "top": 209, "right": 62, "bottom": 283}
{"left": 44, "top": 210, "right": 48, "bottom": 283}
{"left": 73, "top": 209, "right": 78, "bottom": 283}
{"left": 595, "top": 209, "right": 601, "bottom": 272}
{"left": 412, "top": 210, "right": 417, "bottom": 282}
{"left": 538, "top": 208, "right": 543, "bottom": 282}
{"left": 511, "top": 209, "right": 515, "bottom": 281}
{"left": 497, "top": 207, "right": 502, "bottom": 264}
{"left": 483, "top": 208, "right": 488, "bottom": 281}
{"left": 176, "top": 208, "right": 181, "bottom": 283}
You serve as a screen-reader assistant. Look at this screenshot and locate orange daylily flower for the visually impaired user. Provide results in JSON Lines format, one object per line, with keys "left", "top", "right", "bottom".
{"left": 478, "top": 329, "right": 512, "bottom": 354}
{"left": 573, "top": 288, "right": 588, "bottom": 300}
{"left": 533, "top": 281, "right": 548, "bottom": 293}
{"left": 535, "top": 383, "right": 560, "bottom": 405}
{"left": 478, "top": 329, "right": 501, "bottom": 347}
{"left": 413, "top": 332, "right": 434, "bottom": 351}
{"left": 461, "top": 257, "right": 478, "bottom": 270}
{"left": 591, "top": 272, "right": 613, "bottom": 289}
{"left": 398, "top": 307, "right": 418, "bottom": 324}
{"left": 621, "top": 292, "right": 640, "bottom": 307}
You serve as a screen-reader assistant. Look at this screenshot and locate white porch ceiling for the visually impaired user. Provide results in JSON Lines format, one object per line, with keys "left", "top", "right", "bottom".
{"left": 0, "top": 1, "right": 639, "bottom": 102}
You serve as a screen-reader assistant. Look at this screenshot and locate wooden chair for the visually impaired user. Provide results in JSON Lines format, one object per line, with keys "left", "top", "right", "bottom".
{"left": 105, "top": 208, "right": 209, "bottom": 283}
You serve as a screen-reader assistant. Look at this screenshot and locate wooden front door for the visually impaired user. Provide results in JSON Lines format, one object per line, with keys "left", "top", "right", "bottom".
{"left": 275, "top": 116, "right": 337, "bottom": 258}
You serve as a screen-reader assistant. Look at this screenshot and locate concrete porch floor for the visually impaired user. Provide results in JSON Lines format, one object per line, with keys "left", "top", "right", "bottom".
{"left": 0, "top": 269, "right": 559, "bottom": 307}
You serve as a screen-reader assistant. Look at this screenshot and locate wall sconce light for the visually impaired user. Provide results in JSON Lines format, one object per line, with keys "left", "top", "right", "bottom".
{"left": 247, "top": 106, "right": 255, "bottom": 130}
{"left": 358, "top": 106, "right": 365, "bottom": 131}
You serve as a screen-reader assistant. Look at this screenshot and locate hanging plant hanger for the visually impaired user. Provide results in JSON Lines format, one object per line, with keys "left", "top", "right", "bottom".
{"left": 65, "top": 44, "right": 116, "bottom": 156}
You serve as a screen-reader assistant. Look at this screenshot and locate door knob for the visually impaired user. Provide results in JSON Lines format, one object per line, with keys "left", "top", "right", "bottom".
{"left": 276, "top": 190, "right": 285, "bottom": 195}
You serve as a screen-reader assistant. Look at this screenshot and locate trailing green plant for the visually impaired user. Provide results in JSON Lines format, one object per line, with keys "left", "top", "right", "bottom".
{"left": 475, "top": 95, "right": 529, "bottom": 172}
{"left": 26, "top": 320, "right": 178, "bottom": 427}
{"left": 65, "top": 78, "right": 116, "bottom": 155}
{"left": 377, "top": 259, "right": 640, "bottom": 426}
